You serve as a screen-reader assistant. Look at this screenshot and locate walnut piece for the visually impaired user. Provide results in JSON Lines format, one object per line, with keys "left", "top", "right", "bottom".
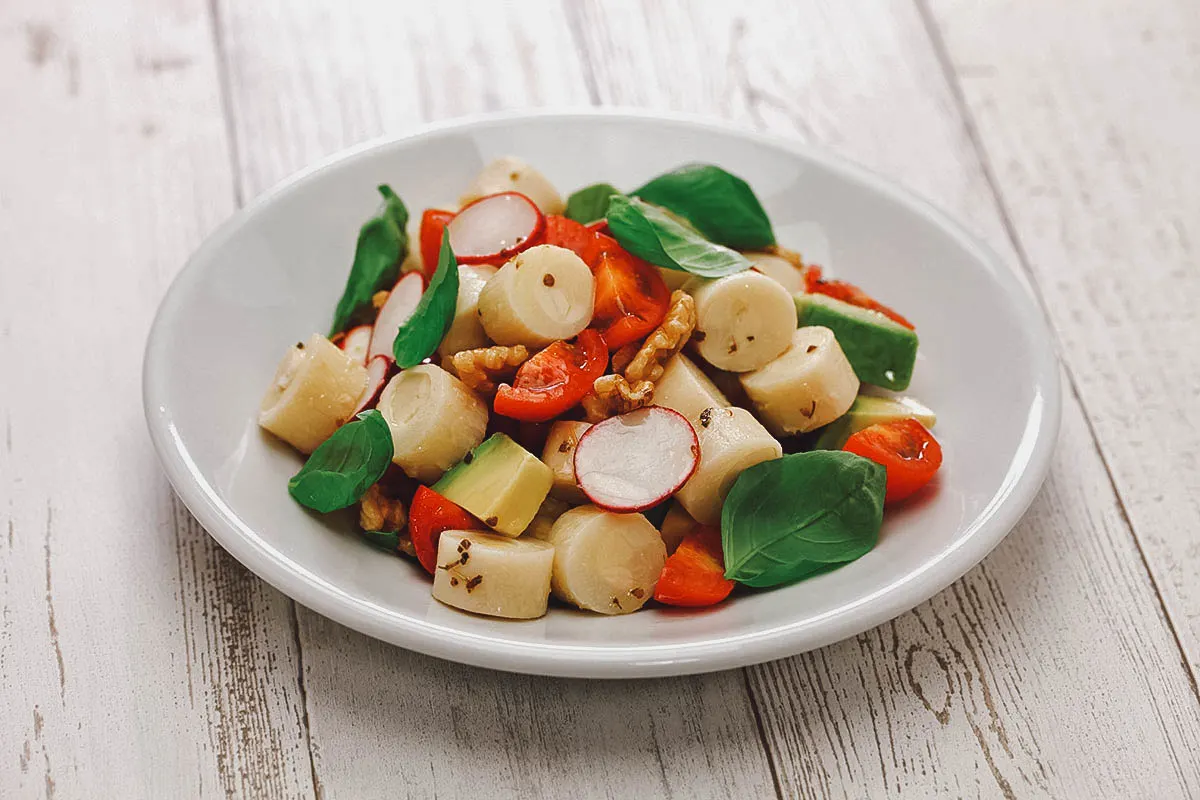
{"left": 610, "top": 343, "right": 640, "bottom": 375}
{"left": 359, "top": 484, "right": 407, "bottom": 533}
{"left": 623, "top": 290, "right": 697, "bottom": 383}
{"left": 449, "top": 345, "right": 529, "bottom": 395}
{"left": 581, "top": 375, "right": 655, "bottom": 422}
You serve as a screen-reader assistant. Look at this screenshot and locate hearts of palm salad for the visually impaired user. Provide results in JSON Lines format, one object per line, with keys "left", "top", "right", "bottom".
{"left": 258, "top": 157, "right": 943, "bottom": 620}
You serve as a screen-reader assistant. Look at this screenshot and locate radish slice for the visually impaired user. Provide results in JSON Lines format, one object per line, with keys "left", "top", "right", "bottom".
{"left": 340, "top": 325, "right": 373, "bottom": 365}
{"left": 447, "top": 192, "right": 544, "bottom": 265}
{"left": 352, "top": 356, "right": 392, "bottom": 416}
{"left": 573, "top": 406, "right": 700, "bottom": 512}
{"left": 368, "top": 272, "right": 425, "bottom": 362}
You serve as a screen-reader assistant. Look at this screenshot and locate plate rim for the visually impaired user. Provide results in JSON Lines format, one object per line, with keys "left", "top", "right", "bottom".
{"left": 143, "top": 108, "right": 1062, "bottom": 678}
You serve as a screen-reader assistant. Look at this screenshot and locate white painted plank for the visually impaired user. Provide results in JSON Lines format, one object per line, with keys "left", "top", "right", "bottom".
{"left": 0, "top": 1, "right": 313, "bottom": 797}
{"left": 213, "top": 1, "right": 777, "bottom": 797}
{"left": 567, "top": 0, "right": 1200, "bottom": 796}
{"left": 926, "top": 0, "right": 1200, "bottom": 673}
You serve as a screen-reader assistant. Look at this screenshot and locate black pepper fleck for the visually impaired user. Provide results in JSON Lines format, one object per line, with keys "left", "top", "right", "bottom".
{"left": 450, "top": 577, "right": 459, "bottom": 586}
{"left": 800, "top": 400, "right": 817, "bottom": 418}
{"left": 558, "top": 440, "right": 572, "bottom": 453}
{"left": 746, "top": 335, "right": 755, "bottom": 342}
{"left": 464, "top": 451, "right": 474, "bottom": 464}
{"left": 485, "top": 516, "right": 498, "bottom": 527}
{"left": 699, "top": 408, "right": 714, "bottom": 428}
{"left": 727, "top": 341, "right": 738, "bottom": 354}
{"left": 806, "top": 345, "right": 818, "bottom": 354}
{"left": 542, "top": 273, "right": 556, "bottom": 287}
{"left": 466, "top": 575, "right": 483, "bottom": 592}
{"left": 692, "top": 330, "right": 706, "bottom": 342}
{"left": 630, "top": 587, "right": 645, "bottom": 599}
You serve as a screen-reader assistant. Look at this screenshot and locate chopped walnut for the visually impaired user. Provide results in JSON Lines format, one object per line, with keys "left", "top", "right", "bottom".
{"left": 449, "top": 345, "right": 529, "bottom": 395}
{"left": 395, "top": 533, "right": 417, "bottom": 559}
{"left": 359, "top": 484, "right": 407, "bottom": 533}
{"left": 610, "top": 343, "right": 640, "bottom": 375}
{"left": 581, "top": 375, "right": 655, "bottom": 422}
{"left": 623, "top": 290, "right": 697, "bottom": 383}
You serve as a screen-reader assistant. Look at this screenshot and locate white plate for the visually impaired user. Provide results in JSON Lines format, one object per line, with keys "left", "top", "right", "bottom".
{"left": 144, "top": 110, "right": 1060, "bottom": 678}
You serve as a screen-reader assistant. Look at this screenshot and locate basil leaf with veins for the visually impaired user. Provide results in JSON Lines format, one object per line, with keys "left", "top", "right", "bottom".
{"left": 605, "top": 195, "right": 751, "bottom": 278}
{"left": 565, "top": 182, "right": 624, "bottom": 224}
{"left": 721, "top": 451, "right": 886, "bottom": 587}
{"left": 391, "top": 229, "right": 459, "bottom": 368}
{"left": 329, "top": 185, "right": 409, "bottom": 336}
{"left": 288, "top": 410, "right": 394, "bottom": 513}
{"left": 633, "top": 163, "right": 775, "bottom": 250}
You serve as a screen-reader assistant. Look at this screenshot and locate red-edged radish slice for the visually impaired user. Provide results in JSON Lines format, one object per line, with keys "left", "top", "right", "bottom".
{"left": 368, "top": 272, "right": 425, "bottom": 362}
{"left": 447, "top": 192, "right": 544, "bottom": 265}
{"left": 352, "top": 356, "right": 391, "bottom": 416}
{"left": 340, "top": 324, "right": 373, "bottom": 365}
{"left": 573, "top": 406, "right": 700, "bottom": 512}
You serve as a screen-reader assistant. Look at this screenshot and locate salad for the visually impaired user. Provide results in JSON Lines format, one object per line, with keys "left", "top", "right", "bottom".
{"left": 258, "top": 157, "right": 943, "bottom": 620}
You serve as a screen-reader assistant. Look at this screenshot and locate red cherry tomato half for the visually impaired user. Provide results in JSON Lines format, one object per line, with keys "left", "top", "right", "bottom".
{"left": 843, "top": 419, "right": 943, "bottom": 504}
{"left": 493, "top": 329, "right": 609, "bottom": 422}
{"left": 419, "top": 209, "right": 456, "bottom": 279}
{"left": 805, "top": 265, "right": 914, "bottom": 330}
{"left": 542, "top": 215, "right": 604, "bottom": 263}
{"left": 408, "top": 486, "right": 483, "bottom": 574}
{"left": 653, "top": 526, "right": 735, "bottom": 607}
{"left": 591, "top": 245, "right": 672, "bottom": 349}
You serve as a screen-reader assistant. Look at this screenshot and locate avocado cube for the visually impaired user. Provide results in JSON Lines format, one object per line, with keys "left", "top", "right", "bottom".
{"left": 433, "top": 434, "right": 553, "bottom": 537}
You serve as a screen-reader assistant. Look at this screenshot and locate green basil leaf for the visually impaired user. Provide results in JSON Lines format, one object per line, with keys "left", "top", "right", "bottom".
{"left": 633, "top": 164, "right": 775, "bottom": 249}
{"left": 605, "top": 196, "right": 751, "bottom": 278}
{"left": 329, "top": 185, "right": 410, "bottom": 336}
{"left": 720, "top": 451, "right": 885, "bottom": 587}
{"left": 360, "top": 529, "right": 403, "bottom": 552}
{"left": 288, "top": 410, "right": 394, "bottom": 513}
{"left": 565, "top": 183, "right": 623, "bottom": 224}
{"left": 391, "top": 229, "right": 459, "bottom": 368}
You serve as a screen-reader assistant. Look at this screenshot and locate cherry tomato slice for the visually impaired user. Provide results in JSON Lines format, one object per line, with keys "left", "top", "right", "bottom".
{"left": 591, "top": 245, "right": 672, "bottom": 349}
{"left": 493, "top": 329, "right": 608, "bottom": 422}
{"left": 805, "top": 265, "right": 914, "bottom": 330}
{"left": 542, "top": 215, "right": 604, "bottom": 263}
{"left": 653, "top": 526, "right": 735, "bottom": 607}
{"left": 843, "top": 419, "right": 942, "bottom": 504}
{"left": 419, "top": 209, "right": 456, "bottom": 279}
{"left": 542, "top": 216, "right": 671, "bottom": 350}
{"left": 408, "top": 486, "right": 483, "bottom": 575}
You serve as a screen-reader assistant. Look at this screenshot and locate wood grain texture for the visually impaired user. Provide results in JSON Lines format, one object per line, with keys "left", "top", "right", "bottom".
{"left": 213, "top": 1, "right": 777, "bottom": 797}
{"left": 0, "top": 1, "right": 313, "bottom": 797}
{"left": 567, "top": 0, "right": 1200, "bottom": 796}
{"left": 925, "top": 0, "right": 1200, "bottom": 675}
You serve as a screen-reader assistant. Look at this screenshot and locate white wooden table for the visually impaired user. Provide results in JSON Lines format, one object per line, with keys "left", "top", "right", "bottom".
{"left": 3, "top": 1, "right": 1199, "bottom": 797}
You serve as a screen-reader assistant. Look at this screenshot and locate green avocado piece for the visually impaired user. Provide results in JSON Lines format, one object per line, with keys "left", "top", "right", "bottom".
{"left": 810, "top": 395, "right": 938, "bottom": 450}
{"left": 794, "top": 293, "right": 919, "bottom": 390}
{"left": 433, "top": 434, "right": 553, "bottom": 537}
